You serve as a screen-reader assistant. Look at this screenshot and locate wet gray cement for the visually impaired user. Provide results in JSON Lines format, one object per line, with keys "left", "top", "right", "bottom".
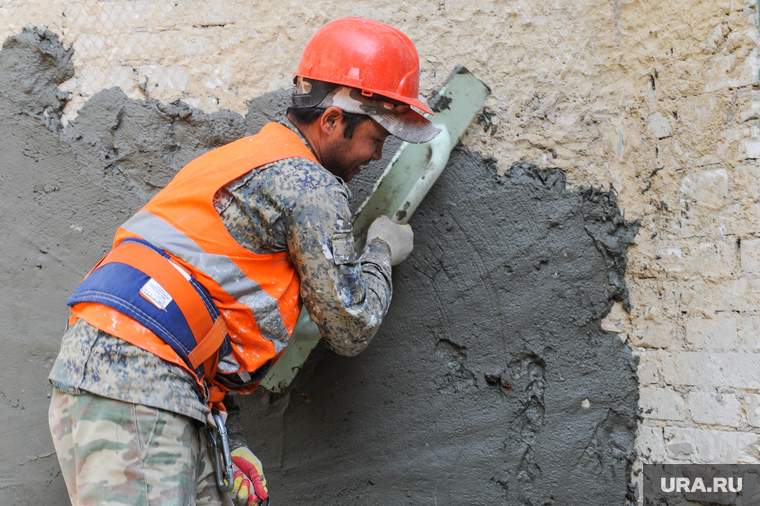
{"left": 0, "top": 29, "right": 640, "bottom": 505}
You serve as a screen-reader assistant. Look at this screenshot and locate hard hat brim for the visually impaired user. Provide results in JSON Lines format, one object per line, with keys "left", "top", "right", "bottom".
{"left": 310, "top": 85, "right": 442, "bottom": 144}
{"left": 369, "top": 109, "right": 442, "bottom": 144}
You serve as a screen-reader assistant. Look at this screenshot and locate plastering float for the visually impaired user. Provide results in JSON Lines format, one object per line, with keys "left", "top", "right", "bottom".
{"left": 261, "top": 65, "right": 491, "bottom": 392}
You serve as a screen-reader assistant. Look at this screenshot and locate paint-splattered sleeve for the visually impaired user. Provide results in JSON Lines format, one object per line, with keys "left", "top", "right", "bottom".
{"left": 216, "top": 153, "right": 394, "bottom": 359}
{"left": 285, "top": 184, "right": 393, "bottom": 357}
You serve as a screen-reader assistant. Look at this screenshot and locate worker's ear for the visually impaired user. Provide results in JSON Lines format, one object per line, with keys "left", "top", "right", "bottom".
{"left": 320, "top": 106, "right": 344, "bottom": 137}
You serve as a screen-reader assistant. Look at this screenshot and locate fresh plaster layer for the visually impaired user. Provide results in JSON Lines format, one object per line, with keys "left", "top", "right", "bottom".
{"left": 241, "top": 157, "right": 640, "bottom": 504}
{"left": 0, "top": 29, "right": 640, "bottom": 504}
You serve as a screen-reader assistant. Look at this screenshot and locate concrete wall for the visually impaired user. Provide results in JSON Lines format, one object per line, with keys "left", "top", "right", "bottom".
{"left": 1, "top": 0, "right": 760, "bottom": 504}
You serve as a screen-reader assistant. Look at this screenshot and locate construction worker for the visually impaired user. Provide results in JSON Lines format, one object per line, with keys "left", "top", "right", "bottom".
{"left": 47, "top": 17, "right": 440, "bottom": 506}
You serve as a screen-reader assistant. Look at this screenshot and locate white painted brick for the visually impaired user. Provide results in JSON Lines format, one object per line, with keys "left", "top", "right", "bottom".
{"left": 742, "top": 238, "right": 760, "bottom": 273}
{"left": 173, "top": 0, "right": 238, "bottom": 28}
{"left": 685, "top": 316, "right": 737, "bottom": 350}
{"left": 630, "top": 307, "right": 682, "bottom": 349}
{"left": 0, "top": 3, "right": 63, "bottom": 41}
{"left": 679, "top": 169, "right": 729, "bottom": 210}
{"left": 70, "top": 33, "right": 107, "bottom": 62}
{"left": 724, "top": 202, "right": 760, "bottom": 238}
{"left": 633, "top": 320, "right": 683, "bottom": 349}
{"left": 601, "top": 301, "right": 627, "bottom": 333}
{"left": 732, "top": 162, "right": 760, "bottom": 204}
{"left": 138, "top": 65, "right": 188, "bottom": 102}
{"left": 647, "top": 112, "right": 673, "bottom": 139}
{"left": 747, "top": 394, "right": 760, "bottom": 428}
{"left": 745, "top": 139, "right": 760, "bottom": 159}
{"left": 633, "top": 350, "right": 662, "bottom": 386}
{"left": 640, "top": 389, "right": 686, "bottom": 421}
{"left": 720, "top": 278, "right": 760, "bottom": 312}
{"left": 674, "top": 204, "right": 760, "bottom": 242}
{"left": 665, "top": 427, "right": 760, "bottom": 463}
{"left": 738, "top": 316, "right": 760, "bottom": 351}
{"left": 76, "top": 65, "right": 139, "bottom": 97}
{"left": 681, "top": 278, "right": 760, "bottom": 313}
{"left": 690, "top": 240, "right": 736, "bottom": 278}
{"left": 687, "top": 390, "right": 742, "bottom": 427}
{"left": 637, "top": 423, "right": 666, "bottom": 463}
{"left": 65, "top": 1, "right": 177, "bottom": 32}
{"left": 660, "top": 352, "right": 760, "bottom": 389}
{"left": 653, "top": 244, "right": 684, "bottom": 273}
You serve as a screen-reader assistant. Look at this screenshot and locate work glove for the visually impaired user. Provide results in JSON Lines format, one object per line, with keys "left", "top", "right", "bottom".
{"left": 367, "top": 215, "right": 414, "bottom": 265}
{"left": 229, "top": 447, "right": 269, "bottom": 506}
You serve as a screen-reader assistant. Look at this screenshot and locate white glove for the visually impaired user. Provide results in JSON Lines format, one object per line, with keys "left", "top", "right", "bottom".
{"left": 367, "top": 215, "right": 414, "bottom": 266}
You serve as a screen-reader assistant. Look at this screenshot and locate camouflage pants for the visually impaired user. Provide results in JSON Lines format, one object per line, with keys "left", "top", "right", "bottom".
{"left": 48, "top": 388, "right": 233, "bottom": 506}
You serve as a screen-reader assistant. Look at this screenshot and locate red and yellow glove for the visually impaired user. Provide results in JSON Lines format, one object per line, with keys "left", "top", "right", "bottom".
{"left": 229, "top": 447, "right": 268, "bottom": 506}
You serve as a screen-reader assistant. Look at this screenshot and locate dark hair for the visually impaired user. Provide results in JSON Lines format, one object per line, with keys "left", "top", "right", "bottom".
{"left": 287, "top": 107, "right": 371, "bottom": 140}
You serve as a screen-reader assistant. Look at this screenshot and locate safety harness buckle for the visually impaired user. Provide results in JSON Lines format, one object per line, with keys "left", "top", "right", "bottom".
{"left": 205, "top": 412, "right": 234, "bottom": 493}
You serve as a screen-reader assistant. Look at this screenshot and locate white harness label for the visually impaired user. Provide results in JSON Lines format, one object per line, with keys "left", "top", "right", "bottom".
{"left": 140, "top": 278, "right": 173, "bottom": 310}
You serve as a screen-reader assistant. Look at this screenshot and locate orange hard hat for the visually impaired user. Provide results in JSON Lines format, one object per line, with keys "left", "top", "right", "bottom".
{"left": 295, "top": 17, "right": 433, "bottom": 115}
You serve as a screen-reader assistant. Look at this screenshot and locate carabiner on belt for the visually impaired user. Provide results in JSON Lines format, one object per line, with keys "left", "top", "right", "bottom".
{"left": 205, "top": 412, "right": 234, "bottom": 493}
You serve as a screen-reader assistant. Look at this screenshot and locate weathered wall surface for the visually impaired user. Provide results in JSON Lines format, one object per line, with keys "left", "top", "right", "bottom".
{"left": 1, "top": 0, "right": 760, "bottom": 504}
{"left": 0, "top": 28, "right": 640, "bottom": 504}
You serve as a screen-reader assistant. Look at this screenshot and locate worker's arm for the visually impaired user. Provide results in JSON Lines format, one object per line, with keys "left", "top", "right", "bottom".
{"left": 285, "top": 184, "right": 393, "bottom": 356}
{"left": 215, "top": 155, "right": 398, "bottom": 361}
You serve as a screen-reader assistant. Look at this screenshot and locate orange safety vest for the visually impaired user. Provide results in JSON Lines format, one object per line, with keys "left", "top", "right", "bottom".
{"left": 69, "top": 123, "right": 318, "bottom": 404}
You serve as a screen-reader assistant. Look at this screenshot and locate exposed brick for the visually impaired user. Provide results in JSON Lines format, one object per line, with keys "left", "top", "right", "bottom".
{"left": 64, "top": 1, "right": 178, "bottom": 33}
{"left": 687, "top": 390, "right": 742, "bottom": 427}
{"left": 665, "top": 427, "right": 760, "bottom": 463}
{"left": 680, "top": 278, "right": 760, "bottom": 313}
{"left": 648, "top": 237, "right": 737, "bottom": 279}
{"left": 738, "top": 316, "right": 760, "bottom": 351}
{"left": 647, "top": 112, "right": 673, "bottom": 139}
{"left": 640, "top": 389, "right": 686, "bottom": 421}
{"left": 747, "top": 394, "right": 760, "bottom": 428}
{"left": 653, "top": 243, "right": 685, "bottom": 274}
{"left": 638, "top": 423, "right": 666, "bottom": 463}
{"left": 722, "top": 202, "right": 760, "bottom": 238}
{"left": 0, "top": 3, "right": 63, "bottom": 42}
{"left": 733, "top": 161, "right": 760, "bottom": 203}
{"left": 685, "top": 316, "right": 737, "bottom": 350}
{"left": 632, "top": 320, "right": 684, "bottom": 349}
{"left": 633, "top": 350, "right": 662, "bottom": 386}
{"left": 690, "top": 240, "right": 737, "bottom": 279}
{"left": 741, "top": 238, "right": 760, "bottom": 273}
{"left": 679, "top": 168, "right": 729, "bottom": 211}
{"left": 76, "top": 65, "right": 138, "bottom": 97}
{"left": 70, "top": 33, "right": 107, "bottom": 63}
{"left": 660, "top": 352, "right": 760, "bottom": 389}
{"left": 138, "top": 65, "right": 188, "bottom": 102}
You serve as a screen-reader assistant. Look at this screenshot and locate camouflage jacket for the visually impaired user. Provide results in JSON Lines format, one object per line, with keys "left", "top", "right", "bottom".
{"left": 49, "top": 120, "right": 393, "bottom": 423}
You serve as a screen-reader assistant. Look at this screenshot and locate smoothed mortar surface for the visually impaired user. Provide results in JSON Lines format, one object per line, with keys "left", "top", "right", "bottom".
{"left": 0, "top": 29, "right": 639, "bottom": 505}
{"left": 243, "top": 153, "right": 640, "bottom": 505}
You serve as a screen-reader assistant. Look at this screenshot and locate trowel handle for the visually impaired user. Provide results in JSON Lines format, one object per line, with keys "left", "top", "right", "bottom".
{"left": 291, "top": 307, "right": 322, "bottom": 343}
{"left": 392, "top": 125, "right": 452, "bottom": 225}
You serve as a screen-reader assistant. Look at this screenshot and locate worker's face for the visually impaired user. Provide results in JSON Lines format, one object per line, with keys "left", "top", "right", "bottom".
{"left": 321, "top": 115, "right": 389, "bottom": 182}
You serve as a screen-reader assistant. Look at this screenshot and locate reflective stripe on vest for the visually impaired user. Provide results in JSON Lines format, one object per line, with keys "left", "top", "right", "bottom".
{"left": 121, "top": 210, "right": 290, "bottom": 354}
{"left": 103, "top": 122, "right": 318, "bottom": 378}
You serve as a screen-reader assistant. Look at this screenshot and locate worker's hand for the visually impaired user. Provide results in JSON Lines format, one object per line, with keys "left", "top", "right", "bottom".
{"left": 367, "top": 215, "right": 414, "bottom": 265}
{"left": 229, "top": 447, "right": 269, "bottom": 506}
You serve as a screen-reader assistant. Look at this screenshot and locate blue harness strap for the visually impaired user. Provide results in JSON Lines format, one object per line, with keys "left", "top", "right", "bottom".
{"left": 67, "top": 238, "right": 232, "bottom": 382}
